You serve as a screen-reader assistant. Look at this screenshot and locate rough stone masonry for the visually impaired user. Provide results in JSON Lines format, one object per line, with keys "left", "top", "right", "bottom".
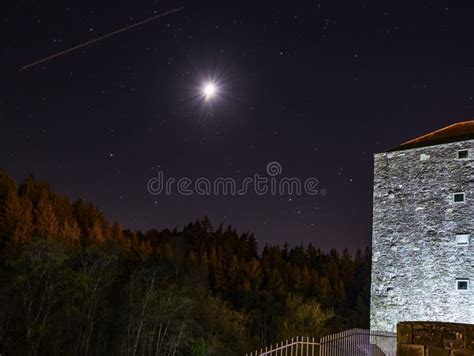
{"left": 370, "top": 128, "right": 474, "bottom": 332}
{"left": 397, "top": 321, "right": 474, "bottom": 355}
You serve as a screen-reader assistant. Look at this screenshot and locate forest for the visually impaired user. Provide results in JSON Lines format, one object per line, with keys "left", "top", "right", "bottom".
{"left": 0, "top": 169, "right": 371, "bottom": 355}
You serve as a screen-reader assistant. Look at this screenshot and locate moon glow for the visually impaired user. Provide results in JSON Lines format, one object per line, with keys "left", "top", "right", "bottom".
{"left": 202, "top": 82, "right": 217, "bottom": 101}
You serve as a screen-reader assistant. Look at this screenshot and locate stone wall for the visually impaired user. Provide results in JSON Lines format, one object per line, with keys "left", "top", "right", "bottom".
{"left": 371, "top": 140, "right": 474, "bottom": 332}
{"left": 397, "top": 321, "right": 474, "bottom": 355}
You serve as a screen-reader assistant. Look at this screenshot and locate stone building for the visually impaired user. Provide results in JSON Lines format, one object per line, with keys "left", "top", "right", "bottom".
{"left": 370, "top": 121, "right": 474, "bottom": 332}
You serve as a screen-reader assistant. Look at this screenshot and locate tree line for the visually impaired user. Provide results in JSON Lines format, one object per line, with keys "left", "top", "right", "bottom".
{"left": 0, "top": 169, "right": 371, "bottom": 355}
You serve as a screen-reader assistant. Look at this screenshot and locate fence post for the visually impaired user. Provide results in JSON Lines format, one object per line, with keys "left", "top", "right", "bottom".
{"left": 319, "top": 334, "right": 323, "bottom": 356}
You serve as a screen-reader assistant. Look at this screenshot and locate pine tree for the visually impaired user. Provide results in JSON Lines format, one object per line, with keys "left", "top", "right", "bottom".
{"left": 60, "top": 219, "right": 81, "bottom": 243}
{"left": 19, "top": 175, "right": 40, "bottom": 207}
{"left": 0, "top": 169, "right": 17, "bottom": 203}
{"left": 91, "top": 221, "right": 105, "bottom": 241}
{"left": 0, "top": 190, "right": 33, "bottom": 243}
{"left": 35, "top": 197, "right": 59, "bottom": 239}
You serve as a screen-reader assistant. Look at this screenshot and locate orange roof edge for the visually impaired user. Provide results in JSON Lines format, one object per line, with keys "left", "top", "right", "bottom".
{"left": 387, "top": 120, "right": 474, "bottom": 152}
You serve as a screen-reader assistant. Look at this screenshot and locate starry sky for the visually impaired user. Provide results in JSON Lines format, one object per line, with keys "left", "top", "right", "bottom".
{"left": 2, "top": 1, "right": 474, "bottom": 251}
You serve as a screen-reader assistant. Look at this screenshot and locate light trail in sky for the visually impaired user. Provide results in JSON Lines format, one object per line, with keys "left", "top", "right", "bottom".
{"left": 19, "top": 7, "right": 184, "bottom": 71}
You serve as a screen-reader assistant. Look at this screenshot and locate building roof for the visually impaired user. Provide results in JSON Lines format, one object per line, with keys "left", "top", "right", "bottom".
{"left": 387, "top": 120, "right": 474, "bottom": 152}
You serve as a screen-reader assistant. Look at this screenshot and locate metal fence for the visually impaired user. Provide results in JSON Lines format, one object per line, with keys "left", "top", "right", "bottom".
{"left": 246, "top": 329, "right": 396, "bottom": 356}
{"left": 246, "top": 336, "right": 320, "bottom": 356}
{"left": 319, "top": 328, "right": 396, "bottom": 356}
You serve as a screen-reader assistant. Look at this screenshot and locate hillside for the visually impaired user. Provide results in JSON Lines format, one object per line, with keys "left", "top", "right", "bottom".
{"left": 0, "top": 169, "right": 370, "bottom": 355}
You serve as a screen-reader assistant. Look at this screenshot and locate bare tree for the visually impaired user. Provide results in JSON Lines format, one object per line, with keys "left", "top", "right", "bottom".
{"left": 123, "top": 269, "right": 193, "bottom": 356}
{"left": 73, "top": 247, "right": 117, "bottom": 356}
{"left": 9, "top": 239, "right": 69, "bottom": 355}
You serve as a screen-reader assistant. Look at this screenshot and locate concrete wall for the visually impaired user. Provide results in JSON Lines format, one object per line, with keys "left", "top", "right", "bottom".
{"left": 397, "top": 321, "right": 474, "bottom": 356}
{"left": 371, "top": 140, "right": 474, "bottom": 332}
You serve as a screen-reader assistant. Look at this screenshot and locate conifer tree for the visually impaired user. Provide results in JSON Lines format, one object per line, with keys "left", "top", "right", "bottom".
{"left": 0, "top": 190, "right": 33, "bottom": 243}
{"left": 60, "top": 219, "right": 81, "bottom": 243}
{"left": 35, "top": 197, "right": 59, "bottom": 239}
{"left": 0, "top": 169, "right": 17, "bottom": 203}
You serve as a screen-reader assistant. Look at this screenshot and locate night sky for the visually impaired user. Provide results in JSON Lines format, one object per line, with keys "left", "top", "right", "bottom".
{"left": 2, "top": 1, "right": 474, "bottom": 251}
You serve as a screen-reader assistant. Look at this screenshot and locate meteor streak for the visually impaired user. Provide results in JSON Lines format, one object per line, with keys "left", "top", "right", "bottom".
{"left": 19, "top": 7, "right": 184, "bottom": 71}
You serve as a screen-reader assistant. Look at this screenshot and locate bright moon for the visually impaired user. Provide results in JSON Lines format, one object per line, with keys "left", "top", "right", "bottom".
{"left": 202, "top": 82, "right": 217, "bottom": 100}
